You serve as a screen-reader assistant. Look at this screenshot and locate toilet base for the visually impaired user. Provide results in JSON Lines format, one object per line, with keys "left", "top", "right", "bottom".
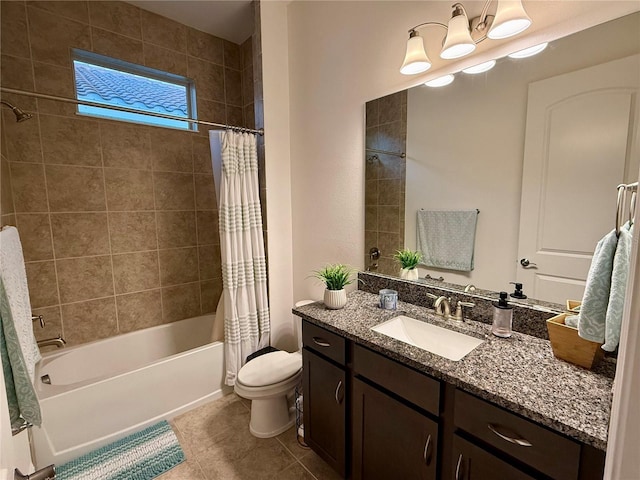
{"left": 248, "top": 395, "right": 295, "bottom": 438}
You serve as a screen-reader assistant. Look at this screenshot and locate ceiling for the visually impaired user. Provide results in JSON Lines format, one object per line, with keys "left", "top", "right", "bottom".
{"left": 128, "top": 1, "right": 254, "bottom": 44}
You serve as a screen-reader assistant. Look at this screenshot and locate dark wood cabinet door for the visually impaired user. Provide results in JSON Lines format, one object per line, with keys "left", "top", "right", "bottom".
{"left": 303, "top": 347, "right": 347, "bottom": 477}
{"left": 352, "top": 378, "right": 438, "bottom": 480}
{"left": 452, "top": 435, "right": 536, "bottom": 480}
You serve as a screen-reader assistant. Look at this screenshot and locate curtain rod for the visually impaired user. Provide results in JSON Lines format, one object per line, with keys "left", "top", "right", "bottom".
{"left": 365, "top": 147, "right": 406, "bottom": 159}
{"left": 0, "top": 87, "right": 264, "bottom": 136}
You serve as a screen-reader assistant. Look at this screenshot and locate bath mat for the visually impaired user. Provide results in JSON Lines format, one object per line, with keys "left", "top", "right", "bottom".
{"left": 55, "top": 420, "right": 185, "bottom": 480}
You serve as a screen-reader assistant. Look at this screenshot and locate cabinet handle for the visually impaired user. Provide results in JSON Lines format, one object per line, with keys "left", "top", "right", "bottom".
{"left": 335, "top": 380, "right": 344, "bottom": 404}
{"left": 423, "top": 434, "right": 432, "bottom": 466}
{"left": 313, "top": 336, "right": 331, "bottom": 347}
{"left": 455, "top": 453, "right": 463, "bottom": 480}
{"left": 487, "top": 423, "right": 533, "bottom": 447}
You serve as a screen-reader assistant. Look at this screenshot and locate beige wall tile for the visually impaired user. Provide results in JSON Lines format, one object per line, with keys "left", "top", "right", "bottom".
{"left": 225, "top": 68, "right": 242, "bottom": 106}
{"left": 198, "top": 244, "right": 221, "bottom": 281}
{"left": 159, "top": 247, "right": 199, "bottom": 286}
{"left": 153, "top": 172, "right": 195, "bottom": 210}
{"left": 10, "top": 163, "right": 48, "bottom": 213}
{"left": 188, "top": 57, "right": 224, "bottom": 103}
{"left": 56, "top": 255, "right": 114, "bottom": 303}
{"left": 196, "top": 210, "right": 219, "bottom": 245}
{"left": 91, "top": 27, "right": 144, "bottom": 65}
{"left": 45, "top": 165, "right": 106, "bottom": 212}
{"left": 241, "top": 38, "right": 252, "bottom": 70}
{"left": 141, "top": 9, "right": 186, "bottom": 52}
{"left": 112, "top": 251, "right": 160, "bottom": 294}
{"left": 51, "top": 213, "right": 110, "bottom": 258}
{"left": 197, "top": 99, "right": 226, "bottom": 125}
{"left": 28, "top": 1, "right": 89, "bottom": 23}
{"left": 150, "top": 129, "right": 193, "bottom": 172}
{"left": 244, "top": 104, "right": 255, "bottom": 130}
{"left": 0, "top": 214, "right": 16, "bottom": 227}
{"left": 25, "top": 261, "right": 59, "bottom": 308}
{"left": 15, "top": 214, "right": 53, "bottom": 261}
{"left": 192, "top": 136, "right": 213, "bottom": 174}
{"left": 104, "top": 168, "right": 154, "bottom": 211}
{"left": 200, "top": 280, "right": 222, "bottom": 314}
{"left": 378, "top": 206, "right": 400, "bottom": 233}
{"left": 242, "top": 64, "right": 253, "bottom": 107}
{"left": 100, "top": 122, "right": 151, "bottom": 170}
{"left": 378, "top": 179, "right": 401, "bottom": 206}
{"left": 226, "top": 106, "right": 243, "bottom": 129}
{"left": 162, "top": 283, "right": 200, "bottom": 323}
{"left": 187, "top": 29, "right": 223, "bottom": 65}
{"left": 156, "top": 211, "right": 196, "bottom": 248}
{"left": 365, "top": 179, "right": 378, "bottom": 206}
{"left": 31, "top": 305, "right": 63, "bottom": 342}
{"left": 108, "top": 211, "right": 157, "bottom": 253}
{"left": 40, "top": 115, "right": 102, "bottom": 166}
{"left": 88, "top": 1, "right": 141, "bottom": 39}
{"left": 223, "top": 41, "right": 241, "bottom": 70}
{"left": 33, "top": 62, "right": 75, "bottom": 98}
{"left": 116, "top": 289, "right": 162, "bottom": 333}
{"left": 3, "top": 110, "right": 43, "bottom": 164}
{"left": 1, "top": 158, "right": 15, "bottom": 216}
{"left": 365, "top": 205, "right": 378, "bottom": 231}
{"left": 194, "top": 174, "right": 216, "bottom": 211}
{"left": 1, "top": 55, "right": 34, "bottom": 91}
{"left": 62, "top": 297, "right": 117, "bottom": 346}
{"left": 27, "top": 6, "right": 90, "bottom": 67}
{"left": 1, "top": 1, "right": 30, "bottom": 59}
{"left": 143, "top": 43, "right": 187, "bottom": 77}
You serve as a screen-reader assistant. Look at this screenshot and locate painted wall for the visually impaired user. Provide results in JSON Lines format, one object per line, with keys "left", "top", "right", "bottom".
{"left": 0, "top": 1, "right": 254, "bottom": 348}
{"left": 405, "top": 13, "right": 640, "bottom": 293}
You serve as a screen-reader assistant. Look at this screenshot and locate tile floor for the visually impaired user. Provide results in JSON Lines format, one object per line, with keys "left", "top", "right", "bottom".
{"left": 158, "top": 393, "right": 342, "bottom": 480}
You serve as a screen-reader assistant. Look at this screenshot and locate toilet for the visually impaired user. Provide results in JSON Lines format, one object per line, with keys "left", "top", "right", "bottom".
{"left": 234, "top": 300, "right": 315, "bottom": 438}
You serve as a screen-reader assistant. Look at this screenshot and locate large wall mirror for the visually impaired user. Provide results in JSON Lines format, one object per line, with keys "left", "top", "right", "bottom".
{"left": 364, "top": 12, "right": 640, "bottom": 305}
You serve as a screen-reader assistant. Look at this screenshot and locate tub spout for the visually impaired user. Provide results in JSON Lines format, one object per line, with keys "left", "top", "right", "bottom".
{"left": 37, "top": 335, "right": 66, "bottom": 349}
{"left": 14, "top": 464, "right": 56, "bottom": 480}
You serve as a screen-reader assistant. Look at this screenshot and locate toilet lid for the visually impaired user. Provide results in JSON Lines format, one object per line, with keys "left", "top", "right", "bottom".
{"left": 238, "top": 351, "right": 302, "bottom": 387}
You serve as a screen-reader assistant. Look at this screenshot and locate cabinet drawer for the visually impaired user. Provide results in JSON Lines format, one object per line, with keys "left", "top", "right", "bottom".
{"left": 353, "top": 345, "right": 440, "bottom": 416}
{"left": 302, "top": 321, "right": 346, "bottom": 365}
{"left": 454, "top": 390, "right": 580, "bottom": 480}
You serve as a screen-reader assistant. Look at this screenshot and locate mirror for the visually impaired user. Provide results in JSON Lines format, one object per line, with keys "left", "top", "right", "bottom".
{"left": 364, "top": 12, "right": 640, "bottom": 304}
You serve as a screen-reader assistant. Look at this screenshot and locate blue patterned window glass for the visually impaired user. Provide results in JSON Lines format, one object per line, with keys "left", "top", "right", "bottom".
{"left": 72, "top": 50, "right": 196, "bottom": 130}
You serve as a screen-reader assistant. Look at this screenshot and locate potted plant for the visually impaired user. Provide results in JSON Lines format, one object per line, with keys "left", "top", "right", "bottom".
{"left": 313, "top": 264, "right": 356, "bottom": 310}
{"left": 394, "top": 249, "right": 422, "bottom": 281}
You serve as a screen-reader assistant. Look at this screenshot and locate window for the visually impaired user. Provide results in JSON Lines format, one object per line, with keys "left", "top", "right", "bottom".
{"left": 72, "top": 49, "right": 196, "bottom": 130}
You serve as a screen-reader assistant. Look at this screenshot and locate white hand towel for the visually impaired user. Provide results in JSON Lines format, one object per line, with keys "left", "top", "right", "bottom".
{"left": 602, "top": 222, "right": 633, "bottom": 351}
{"left": 417, "top": 210, "right": 478, "bottom": 272}
{"left": 0, "top": 226, "right": 41, "bottom": 381}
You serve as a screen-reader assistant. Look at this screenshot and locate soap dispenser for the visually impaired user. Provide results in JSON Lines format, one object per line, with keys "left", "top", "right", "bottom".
{"left": 492, "top": 292, "right": 513, "bottom": 338}
{"left": 509, "top": 282, "right": 527, "bottom": 299}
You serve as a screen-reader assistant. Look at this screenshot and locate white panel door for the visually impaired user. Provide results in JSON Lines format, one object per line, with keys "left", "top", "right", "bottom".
{"left": 516, "top": 54, "right": 640, "bottom": 304}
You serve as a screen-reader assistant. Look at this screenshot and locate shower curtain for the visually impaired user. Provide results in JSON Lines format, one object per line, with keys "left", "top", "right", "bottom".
{"left": 211, "top": 130, "right": 270, "bottom": 386}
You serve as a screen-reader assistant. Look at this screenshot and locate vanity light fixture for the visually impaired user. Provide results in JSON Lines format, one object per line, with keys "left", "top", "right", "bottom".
{"left": 508, "top": 42, "right": 548, "bottom": 58}
{"left": 400, "top": 0, "right": 532, "bottom": 75}
{"left": 424, "top": 74, "right": 455, "bottom": 87}
{"left": 462, "top": 59, "right": 496, "bottom": 74}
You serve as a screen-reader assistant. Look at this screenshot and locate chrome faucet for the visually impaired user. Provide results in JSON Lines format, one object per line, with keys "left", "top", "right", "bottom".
{"left": 37, "top": 335, "right": 66, "bottom": 349}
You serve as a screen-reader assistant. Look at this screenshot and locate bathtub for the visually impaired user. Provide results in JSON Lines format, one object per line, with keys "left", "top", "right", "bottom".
{"left": 31, "top": 314, "right": 229, "bottom": 468}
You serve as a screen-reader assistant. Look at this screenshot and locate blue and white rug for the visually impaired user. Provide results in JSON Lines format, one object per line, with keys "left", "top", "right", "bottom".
{"left": 56, "top": 421, "right": 185, "bottom": 480}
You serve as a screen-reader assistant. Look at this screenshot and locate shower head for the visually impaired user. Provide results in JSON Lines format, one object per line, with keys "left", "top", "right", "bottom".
{"left": 0, "top": 100, "right": 33, "bottom": 122}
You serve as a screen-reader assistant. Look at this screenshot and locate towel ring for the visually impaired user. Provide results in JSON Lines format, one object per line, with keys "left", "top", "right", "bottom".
{"left": 630, "top": 191, "right": 637, "bottom": 226}
{"left": 615, "top": 184, "right": 626, "bottom": 237}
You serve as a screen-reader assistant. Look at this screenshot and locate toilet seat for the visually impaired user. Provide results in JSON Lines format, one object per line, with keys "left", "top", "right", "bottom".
{"left": 237, "top": 351, "right": 302, "bottom": 388}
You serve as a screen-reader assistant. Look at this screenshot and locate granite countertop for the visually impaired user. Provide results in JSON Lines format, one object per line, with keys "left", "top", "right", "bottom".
{"left": 293, "top": 290, "right": 615, "bottom": 451}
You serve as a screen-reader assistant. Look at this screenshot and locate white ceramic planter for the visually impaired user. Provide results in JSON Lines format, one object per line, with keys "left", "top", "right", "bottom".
{"left": 324, "top": 289, "right": 347, "bottom": 310}
{"left": 400, "top": 268, "right": 419, "bottom": 281}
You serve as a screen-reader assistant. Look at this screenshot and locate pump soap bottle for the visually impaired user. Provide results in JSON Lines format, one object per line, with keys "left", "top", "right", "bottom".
{"left": 492, "top": 291, "right": 513, "bottom": 338}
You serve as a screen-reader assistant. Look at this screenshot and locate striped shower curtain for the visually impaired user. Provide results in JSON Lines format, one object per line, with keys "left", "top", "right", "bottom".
{"left": 216, "top": 130, "right": 270, "bottom": 386}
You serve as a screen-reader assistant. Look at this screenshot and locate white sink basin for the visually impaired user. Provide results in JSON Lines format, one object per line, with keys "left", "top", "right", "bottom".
{"left": 371, "top": 315, "right": 483, "bottom": 361}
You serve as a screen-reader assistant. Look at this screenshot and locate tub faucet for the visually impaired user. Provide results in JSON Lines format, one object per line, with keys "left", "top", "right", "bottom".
{"left": 37, "top": 335, "right": 66, "bottom": 349}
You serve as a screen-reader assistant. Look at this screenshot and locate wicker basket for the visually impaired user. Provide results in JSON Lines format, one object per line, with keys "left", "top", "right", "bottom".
{"left": 546, "top": 313, "right": 603, "bottom": 369}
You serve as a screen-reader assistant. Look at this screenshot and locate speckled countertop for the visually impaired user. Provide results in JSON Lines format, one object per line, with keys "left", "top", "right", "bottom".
{"left": 293, "top": 290, "right": 615, "bottom": 451}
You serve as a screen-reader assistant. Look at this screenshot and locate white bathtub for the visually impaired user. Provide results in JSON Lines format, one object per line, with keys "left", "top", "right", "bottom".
{"left": 31, "top": 314, "right": 229, "bottom": 468}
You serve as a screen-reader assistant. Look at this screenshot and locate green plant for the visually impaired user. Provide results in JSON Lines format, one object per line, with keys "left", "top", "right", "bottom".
{"left": 312, "top": 264, "right": 357, "bottom": 291}
{"left": 393, "top": 249, "right": 422, "bottom": 270}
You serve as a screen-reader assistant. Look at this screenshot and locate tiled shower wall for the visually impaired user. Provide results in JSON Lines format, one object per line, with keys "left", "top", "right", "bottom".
{"left": 0, "top": 1, "right": 257, "bottom": 347}
{"left": 364, "top": 91, "right": 407, "bottom": 275}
